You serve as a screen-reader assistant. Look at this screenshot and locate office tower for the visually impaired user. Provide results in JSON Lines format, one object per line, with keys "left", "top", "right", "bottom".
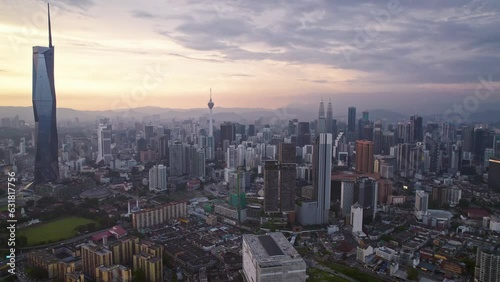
{"left": 489, "top": 159, "right": 500, "bottom": 192}
{"left": 373, "top": 128, "right": 383, "bottom": 155}
{"left": 227, "top": 145, "right": 237, "bottom": 169}
{"left": 411, "top": 115, "right": 423, "bottom": 142}
{"left": 378, "top": 179, "right": 392, "bottom": 205}
{"left": 362, "top": 111, "right": 369, "bottom": 121}
{"left": 462, "top": 126, "right": 474, "bottom": 153}
{"left": 312, "top": 133, "right": 333, "bottom": 224}
{"left": 317, "top": 100, "right": 326, "bottom": 134}
{"left": 96, "top": 119, "right": 112, "bottom": 165}
{"left": 332, "top": 119, "right": 338, "bottom": 138}
{"left": 474, "top": 127, "right": 488, "bottom": 163}
{"left": 355, "top": 177, "right": 378, "bottom": 221}
{"left": 279, "top": 143, "right": 296, "bottom": 212}
{"left": 264, "top": 160, "right": 280, "bottom": 212}
{"left": 33, "top": 4, "right": 59, "bottom": 184}
{"left": 144, "top": 125, "right": 154, "bottom": 145}
{"left": 242, "top": 233, "right": 307, "bottom": 282}
{"left": 326, "top": 99, "right": 333, "bottom": 134}
{"left": 415, "top": 190, "right": 429, "bottom": 220}
{"left": 19, "top": 137, "right": 26, "bottom": 155}
{"left": 248, "top": 124, "right": 256, "bottom": 137}
{"left": 81, "top": 243, "right": 113, "bottom": 280}
{"left": 475, "top": 247, "right": 500, "bottom": 282}
{"left": 169, "top": 141, "right": 184, "bottom": 176}
{"left": 355, "top": 140, "right": 374, "bottom": 174}
{"left": 340, "top": 180, "right": 355, "bottom": 216}
{"left": 360, "top": 122, "right": 373, "bottom": 141}
{"left": 193, "top": 148, "right": 205, "bottom": 178}
{"left": 220, "top": 121, "right": 236, "bottom": 143}
{"left": 348, "top": 107, "right": 356, "bottom": 133}
{"left": 297, "top": 122, "right": 311, "bottom": 147}
{"left": 351, "top": 203, "right": 363, "bottom": 232}
{"left": 382, "top": 132, "right": 395, "bottom": 155}
{"left": 148, "top": 165, "right": 167, "bottom": 192}
{"left": 159, "top": 135, "right": 168, "bottom": 160}
{"left": 397, "top": 143, "right": 417, "bottom": 177}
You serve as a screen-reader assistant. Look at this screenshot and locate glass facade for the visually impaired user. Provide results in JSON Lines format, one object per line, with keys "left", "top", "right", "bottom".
{"left": 32, "top": 45, "right": 59, "bottom": 183}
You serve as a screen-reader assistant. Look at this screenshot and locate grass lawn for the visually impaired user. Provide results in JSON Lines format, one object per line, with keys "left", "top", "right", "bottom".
{"left": 307, "top": 268, "right": 351, "bottom": 282}
{"left": 321, "top": 261, "right": 385, "bottom": 282}
{"left": 0, "top": 205, "right": 7, "bottom": 212}
{"left": 18, "top": 216, "right": 98, "bottom": 246}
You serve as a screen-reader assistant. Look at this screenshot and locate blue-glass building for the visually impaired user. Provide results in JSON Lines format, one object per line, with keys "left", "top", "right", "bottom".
{"left": 33, "top": 4, "right": 59, "bottom": 184}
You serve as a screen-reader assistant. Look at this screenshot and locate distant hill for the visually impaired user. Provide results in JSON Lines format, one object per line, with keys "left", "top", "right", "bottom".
{"left": 0, "top": 105, "right": 498, "bottom": 125}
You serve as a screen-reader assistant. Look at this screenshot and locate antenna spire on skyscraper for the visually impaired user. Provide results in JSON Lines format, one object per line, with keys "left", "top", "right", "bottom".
{"left": 48, "top": 3, "right": 52, "bottom": 48}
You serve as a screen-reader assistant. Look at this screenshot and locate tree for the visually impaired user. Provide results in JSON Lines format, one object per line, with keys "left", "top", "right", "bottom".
{"left": 407, "top": 268, "right": 418, "bottom": 280}
{"left": 26, "top": 266, "right": 49, "bottom": 280}
{"left": 25, "top": 200, "right": 35, "bottom": 208}
{"left": 17, "top": 235, "right": 28, "bottom": 248}
{"left": 132, "top": 268, "right": 146, "bottom": 282}
{"left": 458, "top": 199, "right": 470, "bottom": 209}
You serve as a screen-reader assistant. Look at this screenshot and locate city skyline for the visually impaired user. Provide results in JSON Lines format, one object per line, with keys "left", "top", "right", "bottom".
{"left": 1, "top": 0, "right": 500, "bottom": 111}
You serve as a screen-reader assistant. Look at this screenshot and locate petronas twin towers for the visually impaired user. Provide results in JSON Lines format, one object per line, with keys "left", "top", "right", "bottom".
{"left": 33, "top": 4, "right": 59, "bottom": 184}
{"left": 317, "top": 99, "right": 334, "bottom": 134}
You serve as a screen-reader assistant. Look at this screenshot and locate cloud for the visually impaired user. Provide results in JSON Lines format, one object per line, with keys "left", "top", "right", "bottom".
{"left": 151, "top": 0, "right": 500, "bottom": 85}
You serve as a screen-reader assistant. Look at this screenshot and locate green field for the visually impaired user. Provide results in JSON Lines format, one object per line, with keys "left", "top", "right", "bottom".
{"left": 0, "top": 205, "right": 7, "bottom": 212}
{"left": 18, "top": 217, "right": 98, "bottom": 246}
{"left": 307, "top": 268, "right": 351, "bottom": 282}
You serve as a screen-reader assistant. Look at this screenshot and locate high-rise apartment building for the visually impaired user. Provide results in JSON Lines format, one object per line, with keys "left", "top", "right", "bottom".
{"left": 81, "top": 243, "right": 113, "bottom": 280}
{"left": 148, "top": 165, "right": 167, "bottom": 192}
{"left": 264, "top": 160, "right": 280, "bottom": 212}
{"left": 355, "top": 140, "right": 374, "bottom": 174}
{"left": 348, "top": 107, "right": 356, "bottom": 133}
{"left": 475, "top": 247, "right": 500, "bottom": 282}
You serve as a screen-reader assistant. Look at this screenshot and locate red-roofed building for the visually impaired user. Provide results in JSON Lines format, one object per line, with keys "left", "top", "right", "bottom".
{"left": 463, "top": 208, "right": 489, "bottom": 219}
{"left": 91, "top": 225, "right": 128, "bottom": 242}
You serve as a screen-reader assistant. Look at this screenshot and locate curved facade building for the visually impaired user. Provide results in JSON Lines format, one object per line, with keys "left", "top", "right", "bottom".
{"left": 33, "top": 4, "right": 59, "bottom": 184}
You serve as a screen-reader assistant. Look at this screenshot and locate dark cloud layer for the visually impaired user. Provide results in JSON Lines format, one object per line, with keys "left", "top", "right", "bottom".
{"left": 133, "top": 0, "right": 500, "bottom": 85}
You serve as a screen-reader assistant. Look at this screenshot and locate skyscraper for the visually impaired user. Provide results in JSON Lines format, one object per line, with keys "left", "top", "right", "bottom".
{"left": 149, "top": 165, "right": 167, "bottom": 192}
{"left": 297, "top": 122, "right": 311, "bottom": 147}
{"left": 351, "top": 203, "right": 363, "bottom": 233}
{"left": 96, "top": 119, "right": 112, "bottom": 165}
{"left": 317, "top": 100, "right": 326, "bottom": 134}
{"left": 33, "top": 4, "right": 59, "bottom": 184}
{"left": 348, "top": 107, "right": 356, "bottom": 133}
{"left": 355, "top": 140, "right": 374, "bottom": 174}
{"left": 220, "top": 121, "right": 235, "bottom": 143}
{"left": 326, "top": 100, "right": 333, "bottom": 135}
{"left": 489, "top": 159, "right": 500, "bottom": 192}
{"left": 312, "top": 133, "right": 333, "bottom": 224}
{"left": 279, "top": 143, "right": 296, "bottom": 212}
{"left": 264, "top": 160, "right": 280, "bottom": 212}
{"left": 169, "top": 141, "right": 184, "bottom": 176}
{"left": 475, "top": 246, "right": 500, "bottom": 282}
{"left": 415, "top": 190, "right": 429, "bottom": 220}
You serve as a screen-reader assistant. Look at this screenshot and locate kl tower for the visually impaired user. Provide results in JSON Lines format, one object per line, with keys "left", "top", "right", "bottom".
{"left": 206, "top": 89, "right": 215, "bottom": 160}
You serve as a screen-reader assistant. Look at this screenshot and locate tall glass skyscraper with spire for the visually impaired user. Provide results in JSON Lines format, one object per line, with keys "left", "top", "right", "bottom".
{"left": 33, "top": 4, "right": 59, "bottom": 184}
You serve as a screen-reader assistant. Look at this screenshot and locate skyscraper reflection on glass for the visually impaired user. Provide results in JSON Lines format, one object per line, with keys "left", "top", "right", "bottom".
{"left": 33, "top": 4, "right": 59, "bottom": 184}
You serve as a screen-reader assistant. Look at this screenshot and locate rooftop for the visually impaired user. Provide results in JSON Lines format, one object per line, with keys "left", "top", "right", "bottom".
{"left": 243, "top": 232, "right": 303, "bottom": 267}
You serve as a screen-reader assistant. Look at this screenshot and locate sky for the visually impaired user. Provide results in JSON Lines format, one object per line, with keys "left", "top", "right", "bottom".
{"left": 0, "top": 0, "right": 499, "bottom": 111}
